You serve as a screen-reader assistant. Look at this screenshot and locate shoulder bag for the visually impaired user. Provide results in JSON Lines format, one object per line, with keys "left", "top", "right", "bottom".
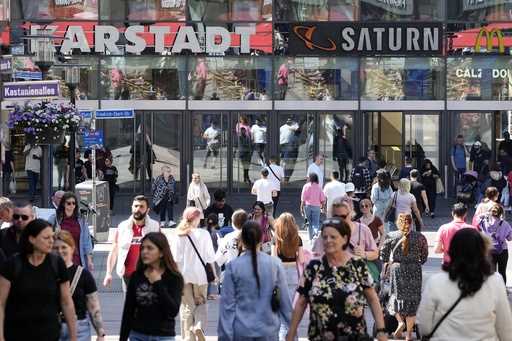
{"left": 421, "top": 294, "right": 464, "bottom": 341}
{"left": 380, "top": 237, "right": 405, "bottom": 298}
{"left": 70, "top": 266, "right": 83, "bottom": 296}
{"left": 385, "top": 192, "right": 398, "bottom": 223}
{"left": 186, "top": 235, "right": 216, "bottom": 283}
{"left": 267, "top": 164, "right": 281, "bottom": 197}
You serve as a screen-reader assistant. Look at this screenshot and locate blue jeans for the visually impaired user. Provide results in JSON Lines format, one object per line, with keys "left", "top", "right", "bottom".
{"left": 305, "top": 205, "right": 321, "bottom": 240}
{"left": 129, "top": 331, "right": 176, "bottom": 341}
{"left": 27, "top": 170, "right": 39, "bottom": 199}
{"left": 60, "top": 318, "right": 91, "bottom": 341}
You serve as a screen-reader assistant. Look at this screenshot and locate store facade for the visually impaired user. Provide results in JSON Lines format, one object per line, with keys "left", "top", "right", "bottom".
{"left": 0, "top": 0, "right": 511, "bottom": 196}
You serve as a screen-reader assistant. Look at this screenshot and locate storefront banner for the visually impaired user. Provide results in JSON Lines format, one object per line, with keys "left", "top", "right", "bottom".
{"left": 2, "top": 80, "right": 60, "bottom": 100}
{"left": 289, "top": 23, "right": 443, "bottom": 56}
{"left": 95, "top": 109, "right": 134, "bottom": 119}
{"left": 463, "top": 0, "right": 512, "bottom": 12}
{"left": 29, "top": 22, "right": 271, "bottom": 55}
{"left": 361, "top": 0, "right": 414, "bottom": 15}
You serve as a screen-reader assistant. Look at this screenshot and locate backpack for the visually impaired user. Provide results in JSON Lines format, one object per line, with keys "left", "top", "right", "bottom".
{"left": 479, "top": 217, "right": 505, "bottom": 254}
{"left": 352, "top": 166, "right": 366, "bottom": 190}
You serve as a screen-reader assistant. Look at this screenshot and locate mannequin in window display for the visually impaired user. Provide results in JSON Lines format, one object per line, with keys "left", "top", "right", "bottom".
{"left": 333, "top": 126, "right": 352, "bottom": 182}
{"left": 202, "top": 121, "right": 220, "bottom": 169}
{"left": 193, "top": 58, "right": 208, "bottom": 100}
{"left": 251, "top": 118, "right": 267, "bottom": 165}
{"left": 280, "top": 118, "right": 300, "bottom": 183}
{"left": 238, "top": 127, "right": 253, "bottom": 184}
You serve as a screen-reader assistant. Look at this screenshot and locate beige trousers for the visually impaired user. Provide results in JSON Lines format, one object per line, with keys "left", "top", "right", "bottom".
{"left": 180, "top": 283, "right": 208, "bottom": 341}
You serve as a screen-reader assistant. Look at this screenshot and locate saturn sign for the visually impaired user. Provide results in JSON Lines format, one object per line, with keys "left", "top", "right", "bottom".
{"left": 289, "top": 23, "right": 443, "bottom": 56}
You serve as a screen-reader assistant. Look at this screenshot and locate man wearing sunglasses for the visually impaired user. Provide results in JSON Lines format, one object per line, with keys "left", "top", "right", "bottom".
{"left": 0, "top": 200, "right": 34, "bottom": 259}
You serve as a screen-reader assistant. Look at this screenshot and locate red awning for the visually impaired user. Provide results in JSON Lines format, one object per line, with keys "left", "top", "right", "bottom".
{"left": 451, "top": 23, "right": 512, "bottom": 50}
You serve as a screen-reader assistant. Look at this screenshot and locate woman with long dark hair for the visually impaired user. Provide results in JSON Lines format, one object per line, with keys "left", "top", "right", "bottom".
{"left": 49, "top": 192, "right": 94, "bottom": 270}
{"left": 249, "top": 201, "right": 274, "bottom": 254}
{"left": 418, "top": 228, "right": 512, "bottom": 339}
{"left": 120, "top": 232, "right": 184, "bottom": 341}
{"left": 218, "top": 221, "right": 292, "bottom": 340}
{"left": 0, "top": 219, "right": 77, "bottom": 341}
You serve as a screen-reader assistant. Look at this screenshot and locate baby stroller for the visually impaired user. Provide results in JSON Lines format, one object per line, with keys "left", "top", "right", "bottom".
{"left": 457, "top": 171, "right": 479, "bottom": 206}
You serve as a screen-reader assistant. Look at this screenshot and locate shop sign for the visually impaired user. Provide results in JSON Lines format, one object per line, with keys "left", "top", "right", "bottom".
{"left": 82, "top": 129, "right": 104, "bottom": 148}
{"left": 475, "top": 27, "right": 505, "bottom": 53}
{"left": 464, "top": 0, "right": 512, "bottom": 11}
{"left": 31, "top": 24, "right": 257, "bottom": 55}
{"left": 455, "top": 68, "right": 512, "bottom": 79}
{"left": 361, "top": 0, "right": 414, "bottom": 15}
{"left": 289, "top": 23, "right": 443, "bottom": 56}
{"left": 2, "top": 80, "right": 60, "bottom": 100}
{"left": 0, "top": 57, "right": 11, "bottom": 72}
{"left": 95, "top": 109, "right": 134, "bottom": 119}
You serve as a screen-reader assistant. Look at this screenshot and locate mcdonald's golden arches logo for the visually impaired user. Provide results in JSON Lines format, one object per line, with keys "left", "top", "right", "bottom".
{"left": 475, "top": 27, "right": 505, "bottom": 53}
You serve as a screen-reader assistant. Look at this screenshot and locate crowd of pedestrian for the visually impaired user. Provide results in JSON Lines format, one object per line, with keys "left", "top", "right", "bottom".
{"left": 0, "top": 146, "right": 511, "bottom": 341}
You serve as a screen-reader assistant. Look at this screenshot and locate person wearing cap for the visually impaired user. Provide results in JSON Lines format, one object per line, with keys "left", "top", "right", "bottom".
{"left": 470, "top": 136, "right": 490, "bottom": 175}
{"left": 345, "top": 182, "right": 356, "bottom": 213}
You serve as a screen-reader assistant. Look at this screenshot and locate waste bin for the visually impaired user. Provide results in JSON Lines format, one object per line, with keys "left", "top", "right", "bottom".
{"left": 75, "top": 180, "right": 110, "bottom": 242}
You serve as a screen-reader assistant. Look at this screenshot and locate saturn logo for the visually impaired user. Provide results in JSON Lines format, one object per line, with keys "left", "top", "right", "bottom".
{"left": 293, "top": 26, "right": 337, "bottom": 52}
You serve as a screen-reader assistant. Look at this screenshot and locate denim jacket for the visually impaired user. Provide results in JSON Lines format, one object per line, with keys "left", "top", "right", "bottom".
{"left": 218, "top": 252, "right": 292, "bottom": 341}
{"left": 48, "top": 213, "right": 93, "bottom": 271}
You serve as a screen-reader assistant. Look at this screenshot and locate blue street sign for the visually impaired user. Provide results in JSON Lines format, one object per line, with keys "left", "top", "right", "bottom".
{"left": 95, "top": 109, "right": 134, "bottom": 119}
{"left": 79, "top": 110, "right": 93, "bottom": 119}
{"left": 82, "top": 129, "right": 104, "bottom": 148}
{"left": 14, "top": 71, "right": 43, "bottom": 80}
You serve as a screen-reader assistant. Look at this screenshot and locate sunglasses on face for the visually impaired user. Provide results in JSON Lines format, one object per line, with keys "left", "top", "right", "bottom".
{"left": 65, "top": 201, "right": 76, "bottom": 206}
{"left": 13, "top": 214, "right": 30, "bottom": 221}
{"left": 361, "top": 204, "right": 371, "bottom": 208}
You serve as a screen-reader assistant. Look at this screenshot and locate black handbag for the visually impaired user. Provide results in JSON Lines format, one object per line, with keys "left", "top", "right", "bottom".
{"left": 385, "top": 192, "right": 398, "bottom": 223}
{"left": 186, "top": 235, "right": 216, "bottom": 283}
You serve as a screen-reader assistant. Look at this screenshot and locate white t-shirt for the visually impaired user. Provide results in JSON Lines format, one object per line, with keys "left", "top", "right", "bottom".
{"left": 252, "top": 178, "right": 273, "bottom": 204}
{"left": 203, "top": 126, "right": 220, "bottom": 145}
{"left": 307, "top": 162, "right": 324, "bottom": 187}
{"left": 251, "top": 124, "right": 267, "bottom": 144}
{"left": 215, "top": 229, "right": 241, "bottom": 267}
{"left": 266, "top": 164, "right": 284, "bottom": 191}
{"left": 24, "top": 145, "right": 42, "bottom": 173}
{"left": 395, "top": 191, "right": 416, "bottom": 215}
{"left": 171, "top": 228, "right": 216, "bottom": 285}
{"left": 417, "top": 272, "right": 512, "bottom": 341}
{"left": 279, "top": 123, "right": 298, "bottom": 145}
{"left": 323, "top": 180, "right": 346, "bottom": 208}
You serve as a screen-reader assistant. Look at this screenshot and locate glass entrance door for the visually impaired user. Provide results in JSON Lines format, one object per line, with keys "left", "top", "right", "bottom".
{"left": 366, "top": 112, "right": 440, "bottom": 178}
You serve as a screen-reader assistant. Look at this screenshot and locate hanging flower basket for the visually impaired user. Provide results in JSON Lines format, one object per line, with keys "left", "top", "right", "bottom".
{"left": 7, "top": 102, "right": 82, "bottom": 144}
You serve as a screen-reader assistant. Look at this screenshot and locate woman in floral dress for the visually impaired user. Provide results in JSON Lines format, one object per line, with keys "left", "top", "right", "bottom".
{"left": 381, "top": 213, "right": 428, "bottom": 340}
{"left": 286, "top": 218, "right": 388, "bottom": 341}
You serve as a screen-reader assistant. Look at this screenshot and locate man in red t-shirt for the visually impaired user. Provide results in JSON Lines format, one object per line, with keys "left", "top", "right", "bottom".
{"left": 103, "top": 195, "right": 160, "bottom": 291}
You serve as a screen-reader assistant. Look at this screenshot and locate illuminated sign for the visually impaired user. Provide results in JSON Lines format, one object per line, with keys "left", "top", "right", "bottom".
{"left": 475, "top": 27, "right": 505, "bottom": 53}
{"left": 289, "top": 23, "right": 443, "bottom": 56}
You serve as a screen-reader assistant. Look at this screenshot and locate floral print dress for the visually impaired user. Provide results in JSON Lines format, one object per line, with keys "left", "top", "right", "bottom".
{"left": 297, "top": 256, "right": 373, "bottom": 340}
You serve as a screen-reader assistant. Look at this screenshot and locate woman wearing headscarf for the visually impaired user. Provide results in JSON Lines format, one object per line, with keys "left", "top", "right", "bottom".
{"left": 187, "top": 173, "right": 211, "bottom": 219}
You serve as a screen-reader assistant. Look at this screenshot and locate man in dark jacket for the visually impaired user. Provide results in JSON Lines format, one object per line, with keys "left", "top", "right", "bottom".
{"left": 333, "top": 128, "right": 352, "bottom": 182}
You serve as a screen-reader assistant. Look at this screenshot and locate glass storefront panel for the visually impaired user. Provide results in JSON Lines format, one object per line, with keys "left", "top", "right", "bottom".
{"left": 101, "top": 57, "right": 186, "bottom": 100}
{"left": 275, "top": 0, "right": 358, "bottom": 21}
{"left": 361, "top": 57, "right": 444, "bottom": 100}
{"left": 361, "top": 0, "right": 444, "bottom": 21}
{"left": 192, "top": 112, "right": 228, "bottom": 188}
{"left": 188, "top": 0, "right": 272, "bottom": 21}
{"left": 404, "top": 114, "right": 440, "bottom": 169}
{"left": 278, "top": 112, "right": 315, "bottom": 188}
{"left": 274, "top": 57, "right": 358, "bottom": 100}
{"left": 319, "top": 112, "right": 353, "bottom": 182}
{"left": 454, "top": 112, "right": 493, "bottom": 148}
{"left": 447, "top": 57, "right": 512, "bottom": 101}
{"left": 448, "top": 0, "right": 512, "bottom": 21}
{"left": 151, "top": 112, "right": 182, "bottom": 187}
{"left": 189, "top": 57, "right": 271, "bottom": 100}
{"left": 0, "top": 0, "right": 8, "bottom": 20}
{"left": 12, "top": 0, "right": 97, "bottom": 20}
{"left": 232, "top": 112, "right": 269, "bottom": 191}
{"left": 128, "top": 0, "right": 186, "bottom": 20}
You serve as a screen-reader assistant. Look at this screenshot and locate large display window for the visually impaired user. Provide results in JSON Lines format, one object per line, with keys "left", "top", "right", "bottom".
{"left": 101, "top": 0, "right": 186, "bottom": 20}
{"left": 274, "top": 57, "right": 358, "bottom": 100}
{"left": 361, "top": 57, "right": 444, "bottom": 100}
{"left": 447, "top": 57, "right": 512, "bottom": 100}
{"left": 275, "top": 0, "right": 358, "bottom": 21}
{"left": 361, "top": 0, "right": 444, "bottom": 21}
{"left": 100, "top": 57, "right": 187, "bottom": 100}
{"left": 188, "top": 0, "right": 271, "bottom": 21}
{"left": 12, "top": 0, "right": 97, "bottom": 20}
{"left": 189, "top": 57, "right": 272, "bottom": 100}
{"left": 448, "top": 0, "right": 512, "bottom": 21}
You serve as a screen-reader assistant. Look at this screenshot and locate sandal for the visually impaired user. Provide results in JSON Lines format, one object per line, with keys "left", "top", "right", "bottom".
{"left": 393, "top": 322, "right": 406, "bottom": 339}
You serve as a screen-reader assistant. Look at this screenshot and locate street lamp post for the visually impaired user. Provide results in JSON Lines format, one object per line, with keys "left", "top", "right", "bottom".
{"left": 65, "top": 66, "right": 80, "bottom": 192}
{"left": 33, "top": 31, "right": 54, "bottom": 207}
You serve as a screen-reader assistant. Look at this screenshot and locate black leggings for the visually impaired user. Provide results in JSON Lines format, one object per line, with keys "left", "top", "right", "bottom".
{"left": 492, "top": 249, "right": 509, "bottom": 284}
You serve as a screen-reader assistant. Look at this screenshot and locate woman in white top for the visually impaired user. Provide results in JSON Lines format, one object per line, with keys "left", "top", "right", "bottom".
{"left": 417, "top": 228, "right": 512, "bottom": 340}
{"left": 171, "top": 207, "right": 216, "bottom": 341}
{"left": 187, "top": 173, "right": 211, "bottom": 219}
{"left": 385, "top": 178, "right": 423, "bottom": 231}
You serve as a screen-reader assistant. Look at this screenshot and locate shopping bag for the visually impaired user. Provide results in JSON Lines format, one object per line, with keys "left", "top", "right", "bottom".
{"left": 9, "top": 176, "right": 16, "bottom": 194}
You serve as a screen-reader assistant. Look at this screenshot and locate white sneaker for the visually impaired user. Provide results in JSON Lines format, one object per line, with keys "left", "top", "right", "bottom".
{"left": 168, "top": 220, "right": 177, "bottom": 227}
{"left": 159, "top": 221, "right": 165, "bottom": 228}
